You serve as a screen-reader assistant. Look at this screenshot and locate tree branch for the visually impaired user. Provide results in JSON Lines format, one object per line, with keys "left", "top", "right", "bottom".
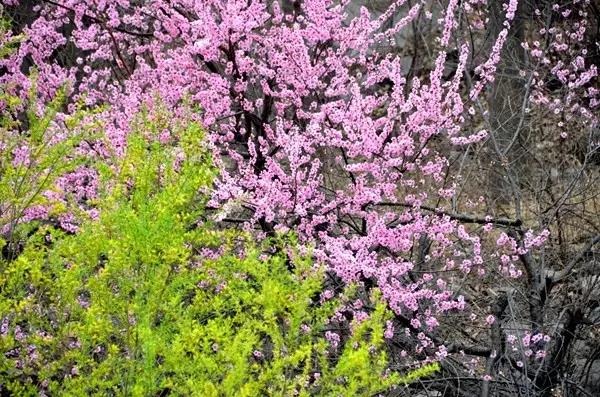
{"left": 376, "top": 202, "right": 522, "bottom": 227}
{"left": 551, "top": 234, "right": 600, "bottom": 284}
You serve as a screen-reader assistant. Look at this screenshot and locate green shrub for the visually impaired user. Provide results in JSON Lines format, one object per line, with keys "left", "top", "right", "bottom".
{"left": 0, "top": 75, "right": 103, "bottom": 262}
{"left": 0, "top": 116, "right": 424, "bottom": 396}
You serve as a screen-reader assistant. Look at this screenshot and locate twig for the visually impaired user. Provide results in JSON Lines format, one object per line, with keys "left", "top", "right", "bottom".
{"left": 376, "top": 202, "right": 522, "bottom": 227}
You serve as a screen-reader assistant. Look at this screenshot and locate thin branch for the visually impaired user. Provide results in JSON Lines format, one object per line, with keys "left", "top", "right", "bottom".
{"left": 40, "top": 0, "right": 154, "bottom": 38}
{"left": 376, "top": 202, "right": 522, "bottom": 227}
{"left": 551, "top": 234, "right": 600, "bottom": 283}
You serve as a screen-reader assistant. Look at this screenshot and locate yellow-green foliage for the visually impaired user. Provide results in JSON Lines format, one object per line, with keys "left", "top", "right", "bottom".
{"left": 0, "top": 117, "right": 446, "bottom": 396}
{"left": 0, "top": 77, "right": 100, "bottom": 258}
{"left": 0, "top": 16, "right": 25, "bottom": 60}
{"left": 398, "top": 362, "right": 440, "bottom": 385}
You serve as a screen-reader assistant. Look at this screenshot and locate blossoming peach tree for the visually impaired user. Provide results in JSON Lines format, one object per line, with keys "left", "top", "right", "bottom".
{"left": 1, "top": 0, "right": 598, "bottom": 395}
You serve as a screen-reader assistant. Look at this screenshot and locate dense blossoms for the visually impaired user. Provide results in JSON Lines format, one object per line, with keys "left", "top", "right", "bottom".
{"left": 4, "top": 1, "right": 595, "bottom": 374}
{"left": 1, "top": 0, "right": 518, "bottom": 341}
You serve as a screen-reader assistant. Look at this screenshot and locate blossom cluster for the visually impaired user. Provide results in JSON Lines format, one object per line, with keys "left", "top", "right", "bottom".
{"left": 1, "top": 0, "right": 565, "bottom": 369}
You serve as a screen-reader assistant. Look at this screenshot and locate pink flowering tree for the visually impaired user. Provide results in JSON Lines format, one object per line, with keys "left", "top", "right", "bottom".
{"left": 2, "top": 0, "right": 599, "bottom": 395}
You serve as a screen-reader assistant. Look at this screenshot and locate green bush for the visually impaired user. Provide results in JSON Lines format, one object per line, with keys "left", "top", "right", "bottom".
{"left": 0, "top": 115, "right": 422, "bottom": 396}
{"left": 1, "top": 84, "right": 76, "bottom": 249}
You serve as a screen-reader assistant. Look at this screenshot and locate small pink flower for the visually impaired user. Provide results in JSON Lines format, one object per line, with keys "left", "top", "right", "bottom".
{"left": 384, "top": 321, "right": 394, "bottom": 339}
{"left": 12, "top": 145, "right": 31, "bottom": 167}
